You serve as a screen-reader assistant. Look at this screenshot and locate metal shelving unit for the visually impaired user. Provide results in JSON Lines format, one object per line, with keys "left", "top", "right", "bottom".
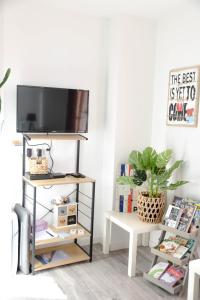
{"left": 22, "top": 133, "right": 95, "bottom": 274}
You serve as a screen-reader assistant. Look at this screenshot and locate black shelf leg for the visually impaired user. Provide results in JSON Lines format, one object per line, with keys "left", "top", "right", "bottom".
{"left": 22, "top": 136, "right": 26, "bottom": 207}
{"left": 89, "top": 181, "right": 95, "bottom": 262}
{"left": 31, "top": 186, "right": 37, "bottom": 275}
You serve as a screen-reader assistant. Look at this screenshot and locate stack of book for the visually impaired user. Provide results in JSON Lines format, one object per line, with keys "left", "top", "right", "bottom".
{"left": 120, "top": 163, "right": 134, "bottom": 176}
{"left": 116, "top": 163, "right": 138, "bottom": 213}
{"left": 148, "top": 262, "right": 185, "bottom": 287}
{"left": 163, "top": 196, "right": 200, "bottom": 232}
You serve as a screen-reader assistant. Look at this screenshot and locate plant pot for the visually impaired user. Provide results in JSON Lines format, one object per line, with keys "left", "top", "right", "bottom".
{"left": 137, "top": 192, "right": 165, "bottom": 224}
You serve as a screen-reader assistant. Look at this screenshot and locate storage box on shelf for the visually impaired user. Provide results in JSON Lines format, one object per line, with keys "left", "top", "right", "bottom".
{"left": 22, "top": 133, "right": 95, "bottom": 274}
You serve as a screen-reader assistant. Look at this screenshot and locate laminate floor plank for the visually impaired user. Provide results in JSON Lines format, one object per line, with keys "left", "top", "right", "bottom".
{"left": 10, "top": 244, "right": 189, "bottom": 300}
{"left": 46, "top": 244, "right": 187, "bottom": 300}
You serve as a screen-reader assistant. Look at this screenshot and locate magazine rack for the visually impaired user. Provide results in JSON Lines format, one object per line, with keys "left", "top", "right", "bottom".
{"left": 143, "top": 224, "right": 199, "bottom": 295}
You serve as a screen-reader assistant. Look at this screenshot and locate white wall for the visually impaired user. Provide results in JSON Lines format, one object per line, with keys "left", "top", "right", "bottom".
{"left": 101, "top": 16, "right": 156, "bottom": 249}
{"left": 1, "top": 0, "right": 108, "bottom": 244}
{"left": 151, "top": 2, "right": 200, "bottom": 199}
{"left": 150, "top": 1, "right": 200, "bottom": 247}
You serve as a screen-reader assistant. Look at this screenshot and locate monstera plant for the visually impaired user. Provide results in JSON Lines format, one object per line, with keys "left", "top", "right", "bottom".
{"left": 0, "top": 68, "right": 11, "bottom": 113}
{"left": 117, "top": 147, "right": 188, "bottom": 223}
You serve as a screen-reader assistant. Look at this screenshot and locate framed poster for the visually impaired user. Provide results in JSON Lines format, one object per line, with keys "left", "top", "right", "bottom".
{"left": 167, "top": 66, "right": 200, "bottom": 127}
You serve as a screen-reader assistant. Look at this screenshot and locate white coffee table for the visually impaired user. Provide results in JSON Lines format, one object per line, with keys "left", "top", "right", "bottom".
{"left": 103, "top": 211, "right": 159, "bottom": 277}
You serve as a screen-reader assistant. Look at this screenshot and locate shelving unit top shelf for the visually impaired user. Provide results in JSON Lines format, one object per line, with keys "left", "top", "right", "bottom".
{"left": 24, "top": 133, "right": 88, "bottom": 141}
{"left": 23, "top": 175, "right": 95, "bottom": 187}
{"left": 159, "top": 224, "right": 198, "bottom": 240}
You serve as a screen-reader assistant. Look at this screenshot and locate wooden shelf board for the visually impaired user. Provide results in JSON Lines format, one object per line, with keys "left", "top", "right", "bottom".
{"left": 143, "top": 273, "right": 183, "bottom": 295}
{"left": 151, "top": 248, "right": 189, "bottom": 266}
{"left": 34, "top": 224, "right": 90, "bottom": 249}
{"left": 159, "top": 224, "right": 197, "bottom": 240}
{"left": 23, "top": 175, "right": 95, "bottom": 187}
{"left": 25, "top": 133, "right": 88, "bottom": 141}
{"left": 32, "top": 243, "right": 90, "bottom": 272}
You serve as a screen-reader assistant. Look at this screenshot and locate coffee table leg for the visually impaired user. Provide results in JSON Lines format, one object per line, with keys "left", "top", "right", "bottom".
{"left": 128, "top": 232, "right": 137, "bottom": 277}
{"left": 188, "top": 270, "right": 199, "bottom": 300}
{"left": 103, "top": 216, "right": 111, "bottom": 254}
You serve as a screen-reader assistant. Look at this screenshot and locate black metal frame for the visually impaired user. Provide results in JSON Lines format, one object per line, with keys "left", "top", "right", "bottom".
{"left": 22, "top": 134, "right": 95, "bottom": 275}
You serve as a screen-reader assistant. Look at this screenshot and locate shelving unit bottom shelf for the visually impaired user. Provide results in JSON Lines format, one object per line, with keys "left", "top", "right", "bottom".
{"left": 31, "top": 243, "right": 90, "bottom": 272}
{"left": 143, "top": 273, "right": 183, "bottom": 295}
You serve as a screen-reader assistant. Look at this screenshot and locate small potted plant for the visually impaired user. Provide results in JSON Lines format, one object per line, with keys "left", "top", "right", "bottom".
{"left": 117, "top": 147, "right": 188, "bottom": 224}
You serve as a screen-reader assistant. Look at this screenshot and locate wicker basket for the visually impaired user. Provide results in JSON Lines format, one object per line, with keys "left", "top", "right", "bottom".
{"left": 137, "top": 192, "right": 165, "bottom": 224}
{"left": 29, "top": 157, "right": 48, "bottom": 175}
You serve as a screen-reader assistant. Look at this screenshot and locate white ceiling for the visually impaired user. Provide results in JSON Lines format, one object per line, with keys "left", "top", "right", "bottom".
{"left": 46, "top": 0, "right": 196, "bottom": 19}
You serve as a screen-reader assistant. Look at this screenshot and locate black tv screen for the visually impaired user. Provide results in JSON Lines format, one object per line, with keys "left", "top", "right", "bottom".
{"left": 17, "top": 85, "right": 89, "bottom": 133}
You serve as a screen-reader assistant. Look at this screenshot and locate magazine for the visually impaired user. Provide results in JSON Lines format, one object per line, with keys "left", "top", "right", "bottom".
{"left": 36, "top": 250, "right": 70, "bottom": 265}
{"left": 173, "top": 245, "right": 189, "bottom": 259}
{"left": 172, "top": 196, "right": 186, "bottom": 208}
{"left": 177, "top": 204, "right": 196, "bottom": 232}
{"left": 164, "top": 205, "right": 182, "bottom": 228}
{"left": 159, "top": 240, "right": 179, "bottom": 253}
{"left": 160, "top": 266, "right": 185, "bottom": 286}
{"left": 148, "top": 262, "right": 170, "bottom": 279}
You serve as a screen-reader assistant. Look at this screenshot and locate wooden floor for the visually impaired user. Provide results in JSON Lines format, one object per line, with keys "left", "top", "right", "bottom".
{"left": 42, "top": 244, "right": 187, "bottom": 300}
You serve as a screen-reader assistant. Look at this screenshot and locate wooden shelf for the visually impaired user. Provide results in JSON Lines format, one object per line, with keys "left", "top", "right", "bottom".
{"left": 32, "top": 243, "right": 90, "bottom": 272}
{"left": 23, "top": 175, "right": 95, "bottom": 187}
{"left": 143, "top": 273, "right": 183, "bottom": 295}
{"left": 34, "top": 224, "right": 90, "bottom": 249}
{"left": 25, "top": 133, "right": 88, "bottom": 141}
{"left": 159, "top": 224, "right": 197, "bottom": 240}
{"left": 151, "top": 247, "right": 189, "bottom": 266}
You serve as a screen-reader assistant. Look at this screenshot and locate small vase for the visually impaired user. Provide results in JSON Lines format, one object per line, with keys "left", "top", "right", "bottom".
{"left": 137, "top": 192, "right": 165, "bottom": 224}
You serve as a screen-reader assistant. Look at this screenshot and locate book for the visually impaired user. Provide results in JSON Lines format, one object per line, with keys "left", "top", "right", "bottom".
{"left": 148, "top": 262, "right": 170, "bottom": 279}
{"left": 177, "top": 204, "right": 197, "bottom": 232}
{"left": 120, "top": 163, "right": 133, "bottom": 176}
{"left": 160, "top": 266, "right": 185, "bottom": 286}
{"left": 127, "top": 194, "right": 132, "bottom": 213}
{"left": 164, "top": 205, "right": 182, "bottom": 228}
{"left": 35, "top": 228, "right": 58, "bottom": 241}
{"left": 119, "top": 195, "right": 124, "bottom": 212}
{"left": 173, "top": 245, "right": 189, "bottom": 259}
{"left": 36, "top": 250, "right": 70, "bottom": 265}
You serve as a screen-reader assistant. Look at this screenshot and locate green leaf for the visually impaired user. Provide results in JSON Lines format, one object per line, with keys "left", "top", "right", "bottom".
{"left": 0, "top": 68, "right": 11, "bottom": 88}
{"left": 141, "top": 147, "right": 157, "bottom": 170}
{"left": 156, "top": 160, "right": 183, "bottom": 186}
{"left": 156, "top": 149, "right": 173, "bottom": 168}
{"left": 128, "top": 151, "right": 144, "bottom": 170}
{"left": 117, "top": 176, "right": 136, "bottom": 186}
{"left": 164, "top": 180, "right": 189, "bottom": 190}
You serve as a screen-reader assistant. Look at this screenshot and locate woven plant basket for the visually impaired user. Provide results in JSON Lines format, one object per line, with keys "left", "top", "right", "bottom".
{"left": 137, "top": 192, "right": 165, "bottom": 224}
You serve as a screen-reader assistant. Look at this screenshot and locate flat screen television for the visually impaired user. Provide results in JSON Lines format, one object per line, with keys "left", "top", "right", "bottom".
{"left": 17, "top": 85, "right": 89, "bottom": 133}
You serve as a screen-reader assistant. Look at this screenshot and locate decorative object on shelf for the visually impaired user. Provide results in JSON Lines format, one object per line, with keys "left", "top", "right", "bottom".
{"left": 117, "top": 147, "right": 188, "bottom": 223}
{"left": 53, "top": 202, "right": 77, "bottom": 227}
{"left": 167, "top": 65, "right": 200, "bottom": 127}
{"left": 29, "top": 156, "right": 48, "bottom": 174}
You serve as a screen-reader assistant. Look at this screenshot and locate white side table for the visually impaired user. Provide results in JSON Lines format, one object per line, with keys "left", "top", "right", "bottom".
{"left": 188, "top": 259, "right": 200, "bottom": 300}
{"left": 103, "top": 211, "right": 158, "bottom": 277}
